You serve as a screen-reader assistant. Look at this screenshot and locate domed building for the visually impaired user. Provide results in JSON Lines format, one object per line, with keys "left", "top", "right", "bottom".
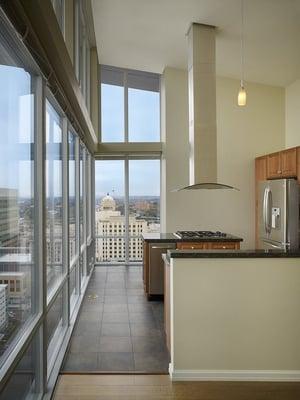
{"left": 100, "top": 193, "right": 116, "bottom": 211}
{"left": 95, "top": 193, "right": 148, "bottom": 262}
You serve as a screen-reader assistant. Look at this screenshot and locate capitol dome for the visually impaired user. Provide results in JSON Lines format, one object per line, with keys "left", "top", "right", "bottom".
{"left": 100, "top": 193, "right": 116, "bottom": 211}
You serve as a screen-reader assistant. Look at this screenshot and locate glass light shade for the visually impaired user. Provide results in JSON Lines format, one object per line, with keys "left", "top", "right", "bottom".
{"left": 238, "top": 85, "right": 247, "bottom": 106}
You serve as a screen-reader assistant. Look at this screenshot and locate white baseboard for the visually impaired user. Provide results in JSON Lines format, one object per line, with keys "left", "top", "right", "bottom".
{"left": 169, "top": 365, "right": 300, "bottom": 381}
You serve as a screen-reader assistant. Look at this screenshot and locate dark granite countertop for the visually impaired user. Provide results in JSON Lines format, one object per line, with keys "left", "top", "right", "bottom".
{"left": 142, "top": 233, "right": 243, "bottom": 243}
{"left": 166, "top": 248, "right": 300, "bottom": 260}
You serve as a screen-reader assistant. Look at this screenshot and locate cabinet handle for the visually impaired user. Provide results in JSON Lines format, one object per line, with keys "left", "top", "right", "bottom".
{"left": 222, "top": 246, "right": 226, "bottom": 249}
{"left": 191, "top": 246, "right": 194, "bottom": 249}
{"left": 151, "top": 245, "right": 175, "bottom": 249}
{"left": 277, "top": 170, "right": 282, "bottom": 174}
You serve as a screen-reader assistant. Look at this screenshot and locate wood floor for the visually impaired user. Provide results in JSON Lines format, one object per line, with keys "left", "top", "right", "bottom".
{"left": 53, "top": 374, "right": 300, "bottom": 400}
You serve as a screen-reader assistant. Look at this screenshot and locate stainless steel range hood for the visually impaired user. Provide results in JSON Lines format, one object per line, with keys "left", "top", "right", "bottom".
{"left": 175, "top": 23, "right": 238, "bottom": 191}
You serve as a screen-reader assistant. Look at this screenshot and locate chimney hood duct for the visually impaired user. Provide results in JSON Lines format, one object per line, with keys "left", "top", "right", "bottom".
{"left": 175, "top": 23, "right": 238, "bottom": 191}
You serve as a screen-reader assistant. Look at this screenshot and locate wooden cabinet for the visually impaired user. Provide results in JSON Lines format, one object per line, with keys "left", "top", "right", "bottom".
{"left": 267, "top": 152, "right": 281, "bottom": 178}
{"left": 176, "top": 241, "right": 240, "bottom": 250}
{"left": 255, "top": 156, "right": 267, "bottom": 182}
{"left": 177, "top": 242, "right": 208, "bottom": 250}
{"left": 267, "top": 148, "right": 297, "bottom": 179}
{"left": 281, "top": 148, "right": 297, "bottom": 177}
{"left": 209, "top": 242, "right": 239, "bottom": 250}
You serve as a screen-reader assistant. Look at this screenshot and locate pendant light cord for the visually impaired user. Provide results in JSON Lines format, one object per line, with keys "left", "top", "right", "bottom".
{"left": 240, "top": 0, "right": 245, "bottom": 87}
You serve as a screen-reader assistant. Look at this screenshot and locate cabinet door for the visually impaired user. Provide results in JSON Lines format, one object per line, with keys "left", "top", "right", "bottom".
{"left": 255, "top": 156, "right": 267, "bottom": 181}
{"left": 267, "top": 152, "right": 281, "bottom": 179}
{"left": 209, "top": 242, "right": 239, "bottom": 250}
{"left": 177, "top": 242, "right": 208, "bottom": 250}
{"left": 281, "top": 148, "right": 297, "bottom": 177}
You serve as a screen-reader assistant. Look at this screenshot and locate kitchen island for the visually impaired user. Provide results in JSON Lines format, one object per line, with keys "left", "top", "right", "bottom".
{"left": 164, "top": 248, "right": 300, "bottom": 382}
{"left": 142, "top": 232, "right": 243, "bottom": 298}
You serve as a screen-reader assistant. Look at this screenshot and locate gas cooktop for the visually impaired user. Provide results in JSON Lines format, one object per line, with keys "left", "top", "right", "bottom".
{"left": 174, "top": 230, "right": 227, "bottom": 239}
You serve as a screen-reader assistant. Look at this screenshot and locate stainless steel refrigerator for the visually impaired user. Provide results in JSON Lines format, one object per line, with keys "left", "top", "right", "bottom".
{"left": 258, "top": 179, "right": 299, "bottom": 250}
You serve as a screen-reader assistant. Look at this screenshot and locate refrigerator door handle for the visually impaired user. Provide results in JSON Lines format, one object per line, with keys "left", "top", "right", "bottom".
{"left": 263, "top": 188, "right": 272, "bottom": 235}
{"left": 263, "top": 188, "right": 269, "bottom": 234}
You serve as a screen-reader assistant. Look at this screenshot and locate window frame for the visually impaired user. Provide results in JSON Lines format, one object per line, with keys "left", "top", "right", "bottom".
{"left": 95, "top": 154, "right": 161, "bottom": 265}
{"left": 45, "top": 89, "right": 68, "bottom": 305}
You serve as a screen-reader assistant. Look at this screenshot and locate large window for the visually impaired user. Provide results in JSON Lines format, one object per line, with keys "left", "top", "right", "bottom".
{"left": 46, "top": 100, "right": 63, "bottom": 299}
{"left": 95, "top": 158, "right": 160, "bottom": 264}
{"left": 101, "top": 66, "right": 160, "bottom": 143}
{"left": 0, "top": 46, "right": 36, "bottom": 367}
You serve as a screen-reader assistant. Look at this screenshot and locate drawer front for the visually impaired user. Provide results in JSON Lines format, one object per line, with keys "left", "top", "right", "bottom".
{"left": 177, "top": 242, "right": 208, "bottom": 250}
{"left": 209, "top": 242, "right": 238, "bottom": 250}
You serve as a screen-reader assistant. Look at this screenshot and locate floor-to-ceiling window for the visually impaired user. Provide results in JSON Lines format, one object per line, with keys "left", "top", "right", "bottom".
{"left": 97, "top": 66, "right": 161, "bottom": 264}
{"left": 0, "top": 9, "right": 95, "bottom": 397}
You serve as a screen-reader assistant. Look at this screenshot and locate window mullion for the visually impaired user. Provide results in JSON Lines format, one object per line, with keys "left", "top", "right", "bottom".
{"left": 124, "top": 70, "right": 129, "bottom": 143}
{"left": 125, "top": 157, "right": 129, "bottom": 264}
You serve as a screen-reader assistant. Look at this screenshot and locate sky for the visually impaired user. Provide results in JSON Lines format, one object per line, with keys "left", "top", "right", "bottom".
{"left": 101, "top": 84, "right": 160, "bottom": 142}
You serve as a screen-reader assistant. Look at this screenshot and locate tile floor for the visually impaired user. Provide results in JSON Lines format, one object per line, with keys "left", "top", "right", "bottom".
{"left": 61, "top": 265, "right": 170, "bottom": 372}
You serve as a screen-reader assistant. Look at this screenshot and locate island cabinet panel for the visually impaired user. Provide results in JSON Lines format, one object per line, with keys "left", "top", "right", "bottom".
{"left": 210, "top": 242, "right": 239, "bottom": 250}
{"left": 164, "top": 257, "right": 171, "bottom": 354}
{"left": 298, "top": 147, "right": 300, "bottom": 184}
{"left": 177, "top": 242, "right": 240, "bottom": 250}
{"left": 177, "top": 242, "right": 208, "bottom": 250}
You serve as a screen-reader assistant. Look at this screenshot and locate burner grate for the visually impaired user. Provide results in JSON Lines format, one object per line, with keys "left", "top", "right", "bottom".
{"left": 175, "top": 230, "right": 227, "bottom": 238}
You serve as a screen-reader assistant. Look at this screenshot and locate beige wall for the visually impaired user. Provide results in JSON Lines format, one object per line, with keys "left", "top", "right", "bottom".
{"left": 170, "top": 257, "right": 300, "bottom": 378}
{"left": 286, "top": 79, "right": 300, "bottom": 148}
{"left": 161, "top": 68, "right": 285, "bottom": 248}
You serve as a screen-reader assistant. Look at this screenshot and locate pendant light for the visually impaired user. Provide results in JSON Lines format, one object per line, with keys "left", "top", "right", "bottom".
{"left": 238, "top": 0, "right": 246, "bottom": 106}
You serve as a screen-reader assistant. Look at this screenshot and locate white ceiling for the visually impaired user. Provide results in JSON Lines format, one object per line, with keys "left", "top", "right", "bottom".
{"left": 92, "top": 0, "right": 300, "bottom": 87}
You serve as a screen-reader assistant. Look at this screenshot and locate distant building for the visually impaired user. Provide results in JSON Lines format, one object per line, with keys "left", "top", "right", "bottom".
{"left": 0, "top": 270, "right": 29, "bottom": 312}
{"left": 96, "top": 194, "right": 149, "bottom": 262}
{"left": 0, "top": 188, "right": 19, "bottom": 248}
{"left": 0, "top": 284, "right": 8, "bottom": 331}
